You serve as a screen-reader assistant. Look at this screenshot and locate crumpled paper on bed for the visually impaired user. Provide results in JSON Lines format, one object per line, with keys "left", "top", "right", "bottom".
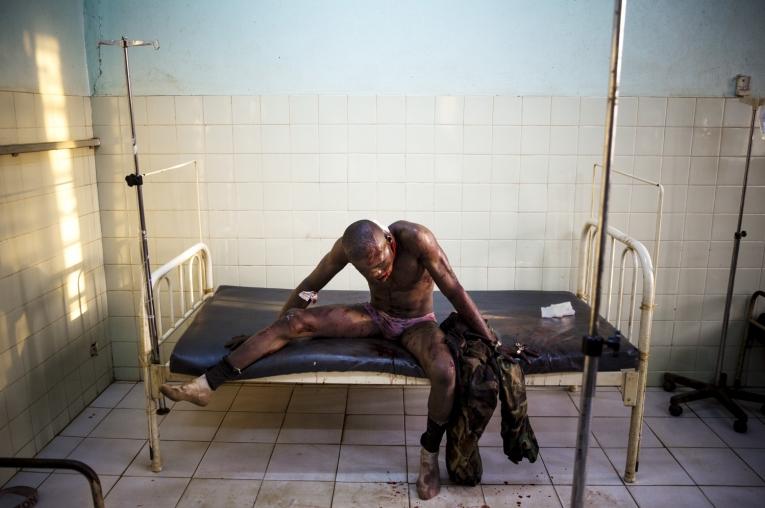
{"left": 541, "top": 301, "right": 575, "bottom": 318}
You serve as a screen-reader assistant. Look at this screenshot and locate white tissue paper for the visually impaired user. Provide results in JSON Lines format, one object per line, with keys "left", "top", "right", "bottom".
{"left": 541, "top": 301, "right": 575, "bottom": 318}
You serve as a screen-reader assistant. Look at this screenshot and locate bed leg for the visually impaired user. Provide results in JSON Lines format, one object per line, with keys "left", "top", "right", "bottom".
{"left": 624, "top": 354, "right": 648, "bottom": 482}
{"left": 142, "top": 364, "right": 163, "bottom": 473}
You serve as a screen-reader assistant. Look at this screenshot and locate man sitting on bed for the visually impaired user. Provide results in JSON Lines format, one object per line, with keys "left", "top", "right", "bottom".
{"left": 160, "top": 219, "right": 497, "bottom": 500}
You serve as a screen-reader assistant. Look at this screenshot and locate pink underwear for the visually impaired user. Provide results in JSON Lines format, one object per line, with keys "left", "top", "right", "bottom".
{"left": 362, "top": 303, "right": 437, "bottom": 340}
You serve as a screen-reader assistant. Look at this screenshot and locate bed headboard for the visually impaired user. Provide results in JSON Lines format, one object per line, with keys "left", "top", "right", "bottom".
{"left": 577, "top": 219, "right": 656, "bottom": 350}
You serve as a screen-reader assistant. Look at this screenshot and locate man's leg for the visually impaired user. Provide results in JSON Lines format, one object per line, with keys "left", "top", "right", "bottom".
{"left": 401, "top": 321, "right": 455, "bottom": 500}
{"left": 161, "top": 304, "right": 379, "bottom": 405}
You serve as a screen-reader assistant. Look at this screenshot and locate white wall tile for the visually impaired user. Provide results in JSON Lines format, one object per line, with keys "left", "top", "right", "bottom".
{"left": 521, "top": 126, "right": 550, "bottom": 155}
{"left": 319, "top": 95, "right": 347, "bottom": 124}
{"left": 694, "top": 98, "right": 723, "bottom": 128}
{"left": 203, "top": 96, "right": 232, "bottom": 124}
{"left": 376, "top": 125, "right": 405, "bottom": 153}
{"left": 261, "top": 125, "right": 290, "bottom": 153}
{"left": 176, "top": 125, "right": 205, "bottom": 153}
{"left": 435, "top": 125, "right": 463, "bottom": 154}
{"left": 579, "top": 97, "right": 605, "bottom": 126}
{"left": 617, "top": 96, "right": 637, "bottom": 126}
{"left": 578, "top": 126, "right": 604, "bottom": 155}
{"left": 435, "top": 96, "right": 463, "bottom": 125}
{"left": 204, "top": 125, "right": 233, "bottom": 153}
{"left": 519, "top": 155, "right": 548, "bottom": 183}
{"left": 232, "top": 96, "right": 261, "bottom": 124}
{"left": 376, "top": 96, "right": 405, "bottom": 123}
{"left": 348, "top": 124, "right": 376, "bottom": 153}
{"left": 549, "top": 126, "right": 578, "bottom": 155}
{"left": 637, "top": 97, "right": 667, "bottom": 126}
{"left": 492, "top": 126, "right": 521, "bottom": 155}
{"left": 464, "top": 126, "right": 492, "bottom": 154}
{"left": 406, "top": 155, "right": 434, "bottom": 182}
{"left": 722, "top": 98, "right": 751, "bottom": 127}
{"left": 464, "top": 96, "right": 493, "bottom": 125}
{"left": 261, "top": 154, "right": 290, "bottom": 181}
{"left": 551, "top": 96, "right": 580, "bottom": 126}
{"left": 666, "top": 98, "right": 695, "bottom": 127}
{"left": 260, "top": 96, "right": 290, "bottom": 124}
{"left": 377, "top": 155, "right": 406, "bottom": 181}
{"left": 462, "top": 155, "right": 491, "bottom": 183}
{"left": 348, "top": 96, "right": 376, "bottom": 124}
{"left": 522, "top": 97, "right": 551, "bottom": 125}
{"left": 406, "top": 124, "right": 434, "bottom": 153}
{"left": 406, "top": 96, "right": 435, "bottom": 124}
{"left": 146, "top": 96, "right": 175, "bottom": 125}
{"left": 0, "top": 91, "right": 16, "bottom": 128}
{"left": 290, "top": 125, "right": 318, "bottom": 153}
{"left": 233, "top": 125, "right": 261, "bottom": 153}
{"left": 493, "top": 96, "right": 522, "bottom": 125}
{"left": 290, "top": 95, "right": 318, "bottom": 124}
{"left": 634, "top": 127, "right": 664, "bottom": 155}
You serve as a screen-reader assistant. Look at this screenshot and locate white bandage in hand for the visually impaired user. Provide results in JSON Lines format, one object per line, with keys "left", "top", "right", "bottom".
{"left": 299, "top": 290, "right": 318, "bottom": 305}
{"left": 541, "top": 301, "right": 575, "bottom": 318}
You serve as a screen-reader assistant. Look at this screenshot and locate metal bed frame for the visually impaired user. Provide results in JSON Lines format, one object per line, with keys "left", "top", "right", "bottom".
{"left": 137, "top": 215, "right": 656, "bottom": 482}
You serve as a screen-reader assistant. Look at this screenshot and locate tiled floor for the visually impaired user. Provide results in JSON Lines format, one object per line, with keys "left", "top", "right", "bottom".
{"left": 2, "top": 383, "right": 765, "bottom": 507}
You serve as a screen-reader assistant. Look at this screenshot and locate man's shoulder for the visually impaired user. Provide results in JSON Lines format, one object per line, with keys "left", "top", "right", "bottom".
{"left": 391, "top": 220, "right": 431, "bottom": 241}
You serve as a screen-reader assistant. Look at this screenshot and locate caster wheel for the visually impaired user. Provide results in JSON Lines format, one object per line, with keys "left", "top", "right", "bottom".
{"left": 734, "top": 420, "right": 747, "bottom": 433}
{"left": 668, "top": 404, "right": 683, "bottom": 417}
{"left": 663, "top": 380, "right": 676, "bottom": 392}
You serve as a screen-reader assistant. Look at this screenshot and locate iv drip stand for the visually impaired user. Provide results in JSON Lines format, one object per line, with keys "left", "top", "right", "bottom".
{"left": 570, "top": 1, "right": 627, "bottom": 506}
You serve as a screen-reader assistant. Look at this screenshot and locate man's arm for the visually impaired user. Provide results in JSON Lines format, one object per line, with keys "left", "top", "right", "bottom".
{"left": 414, "top": 227, "right": 496, "bottom": 344}
{"left": 279, "top": 238, "right": 348, "bottom": 317}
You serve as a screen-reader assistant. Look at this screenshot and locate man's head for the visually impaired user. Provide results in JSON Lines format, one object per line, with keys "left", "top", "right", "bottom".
{"left": 342, "top": 220, "right": 396, "bottom": 282}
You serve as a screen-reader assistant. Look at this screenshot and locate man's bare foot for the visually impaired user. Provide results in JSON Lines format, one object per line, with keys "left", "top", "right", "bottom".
{"left": 416, "top": 447, "right": 440, "bottom": 500}
{"left": 159, "top": 375, "right": 212, "bottom": 407}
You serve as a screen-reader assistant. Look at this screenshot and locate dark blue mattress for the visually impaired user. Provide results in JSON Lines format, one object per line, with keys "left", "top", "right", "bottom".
{"left": 168, "top": 286, "right": 639, "bottom": 380}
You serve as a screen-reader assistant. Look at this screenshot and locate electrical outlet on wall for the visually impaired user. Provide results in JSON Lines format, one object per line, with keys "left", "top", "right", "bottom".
{"left": 734, "top": 74, "right": 751, "bottom": 97}
{"left": 90, "top": 343, "right": 99, "bottom": 357}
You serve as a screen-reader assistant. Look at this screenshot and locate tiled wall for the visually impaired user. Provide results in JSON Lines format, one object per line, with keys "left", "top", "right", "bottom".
{"left": 0, "top": 90, "right": 110, "bottom": 480}
{"left": 91, "top": 95, "right": 765, "bottom": 386}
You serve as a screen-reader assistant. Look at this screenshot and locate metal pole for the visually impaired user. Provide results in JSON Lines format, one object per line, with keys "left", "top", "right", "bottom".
{"left": 571, "top": 1, "right": 625, "bottom": 506}
{"left": 714, "top": 103, "right": 758, "bottom": 382}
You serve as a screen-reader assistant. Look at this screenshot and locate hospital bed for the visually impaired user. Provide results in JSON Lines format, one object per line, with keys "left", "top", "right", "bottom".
{"left": 137, "top": 217, "right": 656, "bottom": 483}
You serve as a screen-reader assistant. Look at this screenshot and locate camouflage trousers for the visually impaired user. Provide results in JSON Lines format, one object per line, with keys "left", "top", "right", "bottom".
{"left": 440, "top": 313, "right": 539, "bottom": 485}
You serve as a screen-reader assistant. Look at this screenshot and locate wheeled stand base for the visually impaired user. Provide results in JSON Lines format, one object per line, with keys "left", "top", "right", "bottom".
{"left": 663, "top": 371, "right": 765, "bottom": 433}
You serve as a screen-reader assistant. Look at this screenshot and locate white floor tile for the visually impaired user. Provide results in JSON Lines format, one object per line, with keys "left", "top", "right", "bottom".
{"left": 404, "top": 386, "right": 429, "bottom": 415}
{"left": 346, "top": 387, "right": 404, "bottom": 414}
{"left": 479, "top": 446, "right": 550, "bottom": 485}
{"left": 342, "top": 414, "right": 405, "bottom": 445}
{"left": 590, "top": 417, "right": 662, "bottom": 448}
{"left": 90, "top": 382, "right": 134, "bottom": 408}
{"left": 173, "top": 384, "right": 240, "bottom": 412}
{"left": 569, "top": 390, "right": 631, "bottom": 417}
{"left": 554, "top": 485, "right": 637, "bottom": 508}
{"left": 645, "top": 417, "right": 727, "bottom": 447}
{"left": 34, "top": 473, "right": 119, "bottom": 508}
{"left": 66, "top": 437, "right": 145, "bottom": 476}
{"left": 230, "top": 385, "right": 293, "bottom": 412}
{"left": 628, "top": 485, "right": 712, "bottom": 508}
{"left": 642, "top": 388, "right": 694, "bottom": 418}
{"left": 125, "top": 440, "right": 208, "bottom": 477}
{"left": 482, "top": 484, "right": 561, "bottom": 508}
{"left": 90, "top": 408, "right": 162, "bottom": 440}
{"left": 287, "top": 386, "right": 348, "bottom": 413}
{"left": 58, "top": 407, "right": 110, "bottom": 437}
{"left": 700, "top": 486, "right": 765, "bottom": 508}
{"left": 105, "top": 476, "right": 189, "bottom": 508}
{"left": 265, "top": 444, "right": 340, "bottom": 481}
{"left": 332, "top": 482, "right": 408, "bottom": 507}
{"left": 527, "top": 389, "right": 579, "bottom": 417}
{"left": 335, "top": 445, "right": 407, "bottom": 482}
{"left": 277, "top": 412, "right": 343, "bottom": 444}
{"left": 159, "top": 410, "right": 226, "bottom": 441}
{"left": 177, "top": 478, "right": 261, "bottom": 508}
{"left": 195, "top": 442, "right": 273, "bottom": 480}
{"left": 254, "top": 480, "right": 334, "bottom": 508}
{"left": 735, "top": 448, "right": 765, "bottom": 480}
{"left": 671, "top": 447, "right": 764, "bottom": 486}
{"left": 407, "top": 483, "right": 484, "bottom": 507}
{"left": 603, "top": 447, "right": 694, "bottom": 485}
{"left": 542, "top": 448, "right": 622, "bottom": 485}
{"left": 704, "top": 417, "right": 765, "bottom": 448}
{"left": 213, "top": 411, "right": 283, "bottom": 443}
{"left": 529, "top": 417, "right": 587, "bottom": 448}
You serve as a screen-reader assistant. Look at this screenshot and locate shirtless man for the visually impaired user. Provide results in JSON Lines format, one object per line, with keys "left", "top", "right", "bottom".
{"left": 161, "top": 219, "right": 496, "bottom": 499}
